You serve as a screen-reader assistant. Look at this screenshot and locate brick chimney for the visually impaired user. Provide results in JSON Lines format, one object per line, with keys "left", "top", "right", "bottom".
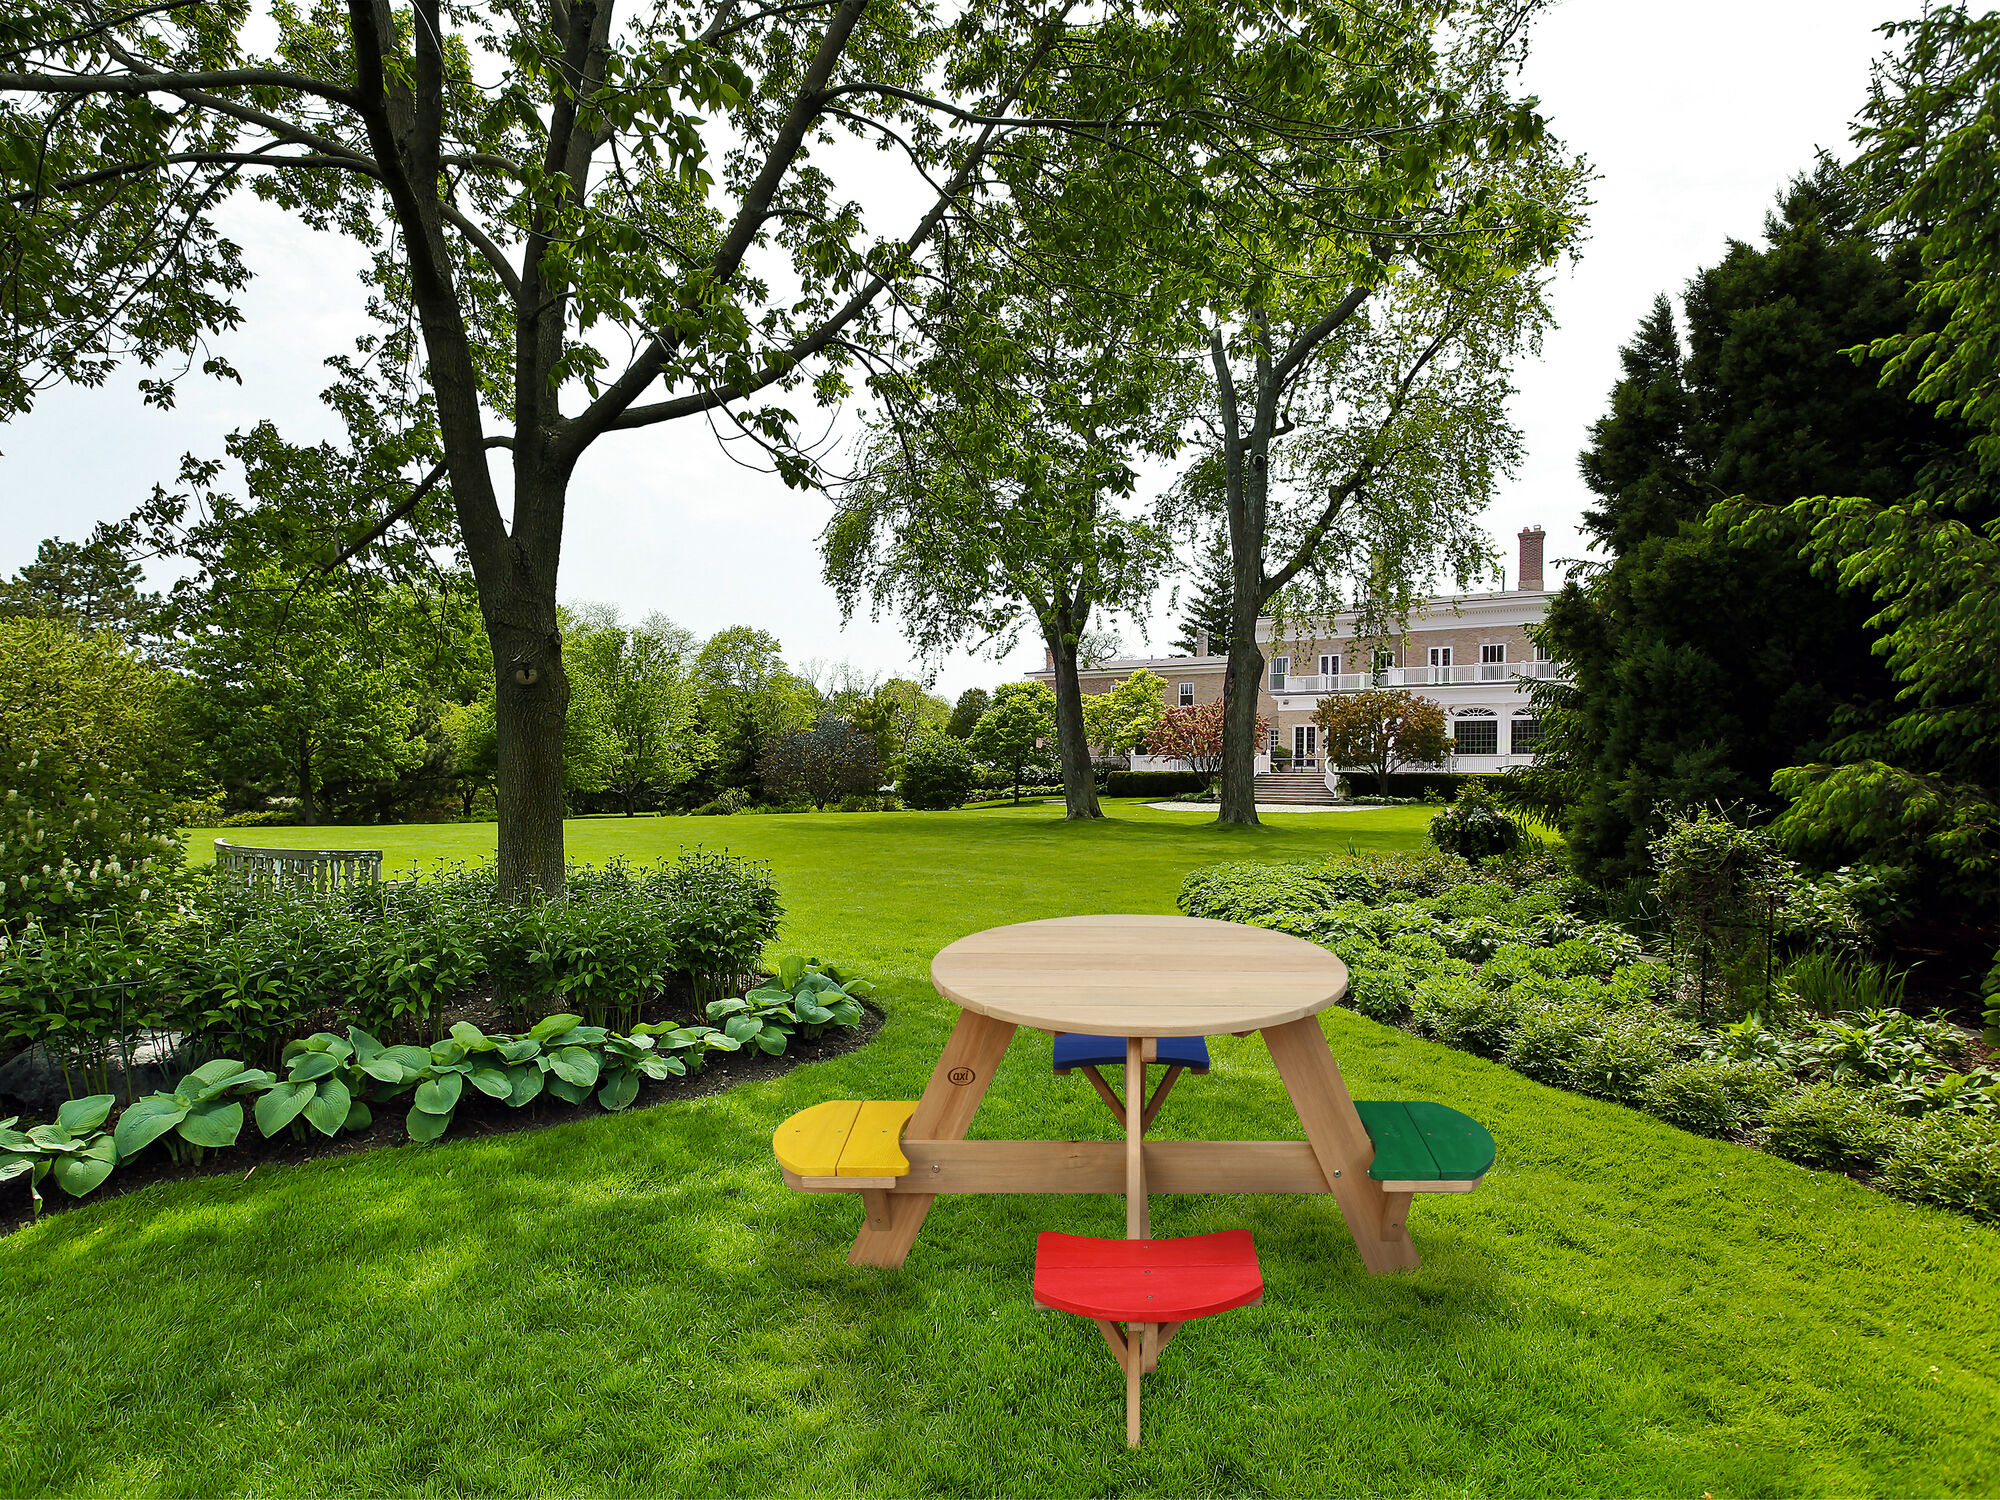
{"left": 1517, "top": 526, "right": 1545, "bottom": 592}
{"left": 1045, "top": 646, "right": 1056, "bottom": 671}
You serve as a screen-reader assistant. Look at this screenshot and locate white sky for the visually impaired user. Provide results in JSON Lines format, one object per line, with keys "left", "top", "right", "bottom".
{"left": 0, "top": 0, "right": 1908, "bottom": 700}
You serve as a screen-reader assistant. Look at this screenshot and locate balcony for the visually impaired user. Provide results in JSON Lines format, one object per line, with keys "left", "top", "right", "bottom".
{"left": 1269, "top": 660, "right": 1562, "bottom": 694}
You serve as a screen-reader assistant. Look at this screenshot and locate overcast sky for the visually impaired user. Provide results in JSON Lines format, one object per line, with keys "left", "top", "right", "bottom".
{"left": 0, "top": 0, "right": 1910, "bottom": 699}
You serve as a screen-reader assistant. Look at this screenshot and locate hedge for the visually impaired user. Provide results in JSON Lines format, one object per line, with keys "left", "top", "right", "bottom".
{"left": 1103, "top": 770, "right": 1210, "bottom": 798}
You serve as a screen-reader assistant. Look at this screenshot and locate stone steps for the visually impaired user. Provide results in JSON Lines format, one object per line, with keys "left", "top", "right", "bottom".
{"left": 1253, "top": 771, "right": 1341, "bottom": 805}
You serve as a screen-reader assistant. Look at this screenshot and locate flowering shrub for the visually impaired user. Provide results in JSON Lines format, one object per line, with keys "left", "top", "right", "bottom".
{"left": 0, "top": 620, "right": 189, "bottom": 930}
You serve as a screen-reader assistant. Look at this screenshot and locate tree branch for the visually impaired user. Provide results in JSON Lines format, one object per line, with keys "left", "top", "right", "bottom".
{"left": 0, "top": 67, "right": 361, "bottom": 109}
{"left": 322, "top": 436, "right": 514, "bottom": 572}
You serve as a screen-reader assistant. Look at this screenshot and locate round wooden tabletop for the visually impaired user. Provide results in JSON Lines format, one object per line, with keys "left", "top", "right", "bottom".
{"left": 930, "top": 914, "right": 1349, "bottom": 1036}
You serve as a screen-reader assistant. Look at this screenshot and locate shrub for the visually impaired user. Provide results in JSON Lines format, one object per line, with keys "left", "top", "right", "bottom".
{"left": 836, "top": 793, "right": 903, "bottom": 812}
{"left": 1177, "top": 863, "right": 1345, "bottom": 926}
{"left": 1103, "top": 770, "right": 1210, "bottom": 799}
{"left": 1502, "top": 998, "right": 1609, "bottom": 1085}
{"left": 217, "top": 809, "right": 297, "bottom": 828}
{"left": 1428, "top": 783, "right": 1526, "bottom": 864}
{"left": 1411, "top": 972, "right": 1522, "bottom": 1055}
{"left": 644, "top": 849, "right": 783, "bottom": 1007}
{"left": 1566, "top": 1010, "right": 1693, "bottom": 1104}
{"left": 898, "top": 732, "right": 975, "bottom": 811}
{"left": 1879, "top": 1113, "right": 2000, "bottom": 1221}
{"left": 1341, "top": 951, "right": 1419, "bottom": 1023}
{"left": 1641, "top": 1056, "right": 1788, "bottom": 1136}
{"left": 0, "top": 619, "right": 191, "bottom": 930}
{"left": 757, "top": 717, "right": 880, "bottom": 809}
{"left": 1320, "top": 847, "right": 1475, "bottom": 899}
{"left": 1762, "top": 1083, "right": 1899, "bottom": 1172}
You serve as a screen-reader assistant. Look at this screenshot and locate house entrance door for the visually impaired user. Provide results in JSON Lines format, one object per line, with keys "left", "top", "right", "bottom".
{"left": 1293, "top": 725, "right": 1319, "bottom": 771}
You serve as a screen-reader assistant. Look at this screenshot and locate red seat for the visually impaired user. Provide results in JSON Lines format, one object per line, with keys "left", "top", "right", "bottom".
{"left": 1034, "top": 1229, "right": 1263, "bottom": 1321}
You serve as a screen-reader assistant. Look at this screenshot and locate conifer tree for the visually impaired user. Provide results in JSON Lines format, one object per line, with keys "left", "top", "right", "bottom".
{"left": 1173, "top": 536, "right": 1235, "bottom": 657}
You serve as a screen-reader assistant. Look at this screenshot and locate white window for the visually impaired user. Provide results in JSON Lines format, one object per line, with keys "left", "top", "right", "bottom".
{"left": 1293, "top": 725, "right": 1318, "bottom": 768}
{"left": 1268, "top": 727, "right": 1281, "bottom": 756}
{"left": 1428, "top": 646, "right": 1453, "bottom": 667}
{"left": 1481, "top": 643, "right": 1506, "bottom": 663}
{"left": 1318, "top": 653, "right": 1339, "bottom": 677}
{"left": 1533, "top": 641, "right": 1552, "bottom": 663}
{"left": 1268, "top": 655, "right": 1289, "bottom": 690}
{"left": 1177, "top": 681, "right": 1194, "bottom": 707}
{"left": 1453, "top": 715, "right": 1498, "bottom": 755}
{"left": 1511, "top": 717, "right": 1543, "bottom": 755}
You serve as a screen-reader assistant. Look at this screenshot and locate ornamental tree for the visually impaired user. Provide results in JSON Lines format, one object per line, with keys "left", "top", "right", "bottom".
{"left": 1081, "top": 669, "right": 1167, "bottom": 757}
{"left": 1313, "top": 689, "right": 1449, "bottom": 793}
{"left": 1147, "top": 699, "right": 1263, "bottom": 789}
{"left": 0, "top": 0, "right": 1276, "bottom": 897}
{"left": 758, "top": 717, "right": 879, "bottom": 809}
{"left": 966, "top": 682, "right": 1055, "bottom": 803}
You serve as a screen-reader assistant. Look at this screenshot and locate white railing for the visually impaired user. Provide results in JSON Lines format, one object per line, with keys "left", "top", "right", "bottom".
{"left": 214, "top": 839, "right": 384, "bottom": 891}
{"left": 1274, "top": 661, "right": 1562, "bottom": 693}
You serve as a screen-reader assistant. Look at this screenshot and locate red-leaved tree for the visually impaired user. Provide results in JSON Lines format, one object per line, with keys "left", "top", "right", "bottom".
{"left": 1148, "top": 700, "right": 1268, "bottom": 788}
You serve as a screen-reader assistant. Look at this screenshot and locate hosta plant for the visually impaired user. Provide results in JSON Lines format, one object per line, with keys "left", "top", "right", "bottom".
{"left": 112, "top": 1059, "right": 273, "bottom": 1166}
{"left": 0, "top": 1095, "right": 120, "bottom": 1212}
{"left": 710, "top": 957, "right": 872, "bottom": 1055}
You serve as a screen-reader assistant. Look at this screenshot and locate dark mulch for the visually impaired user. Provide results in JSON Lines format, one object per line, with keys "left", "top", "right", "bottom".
{"left": 1, "top": 1002, "right": 882, "bottom": 1238}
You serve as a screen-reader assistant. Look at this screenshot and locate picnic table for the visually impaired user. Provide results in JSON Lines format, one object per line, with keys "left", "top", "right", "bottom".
{"left": 775, "top": 914, "right": 1494, "bottom": 1277}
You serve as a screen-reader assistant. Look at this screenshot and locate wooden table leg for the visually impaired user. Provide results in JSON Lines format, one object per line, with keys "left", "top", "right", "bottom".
{"left": 1262, "top": 1016, "right": 1422, "bottom": 1275}
{"left": 1125, "top": 1037, "right": 1148, "bottom": 1240}
{"left": 847, "top": 1008, "right": 1016, "bottom": 1268}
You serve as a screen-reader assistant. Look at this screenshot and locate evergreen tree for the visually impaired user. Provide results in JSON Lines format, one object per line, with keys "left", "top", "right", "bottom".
{"left": 946, "top": 688, "right": 990, "bottom": 740}
{"left": 1173, "top": 535, "right": 1235, "bottom": 657}
{"left": 1519, "top": 168, "right": 1958, "bottom": 883}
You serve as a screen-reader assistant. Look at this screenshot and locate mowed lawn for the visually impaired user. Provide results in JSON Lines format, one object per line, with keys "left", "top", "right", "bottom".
{"left": 0, "top": 802, "right": 1992, "bottom": 1497}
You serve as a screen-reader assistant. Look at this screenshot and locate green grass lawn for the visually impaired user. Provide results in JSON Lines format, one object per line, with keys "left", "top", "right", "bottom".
{"left": 4, "top": 802, "right": 1995, "bottom": 1496}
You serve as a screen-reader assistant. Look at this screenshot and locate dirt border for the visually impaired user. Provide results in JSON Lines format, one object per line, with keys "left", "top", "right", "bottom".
{"left": 1, "top": 1004, "right": 884, "bottom": 1238}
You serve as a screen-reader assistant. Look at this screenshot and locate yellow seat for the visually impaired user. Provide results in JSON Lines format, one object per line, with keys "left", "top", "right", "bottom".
{"left": 774, "top": 1100, "right": 917, "bottom": 1188}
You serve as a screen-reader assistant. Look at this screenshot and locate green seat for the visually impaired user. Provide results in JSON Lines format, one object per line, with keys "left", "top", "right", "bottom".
{"left": 1354, "top": 1100, "right": 1495, "bottom": 1188}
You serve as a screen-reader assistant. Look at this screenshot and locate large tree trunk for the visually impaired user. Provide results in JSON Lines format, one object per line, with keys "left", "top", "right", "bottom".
{"left": 296, "top": 734, "right": 318, "bottom": 825}
{"left": 1045, "top": 625, "right": 1105, "bottom": 821}
{"left": 481, "top": 556, "right": 571, "bottom": 902}
{"left": 1217, "top": 623, "right": 1266, "bottom": 826}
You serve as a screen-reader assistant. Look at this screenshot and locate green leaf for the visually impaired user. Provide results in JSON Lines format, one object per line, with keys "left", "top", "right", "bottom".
{"left": 27, "top": 1124, "right": 78, "bottom": 1151}
{"left": 706, "top": 997, "right": 748, "bottom": 1018}
{"left": 497, "top": 1037, "right": 541, "bottom": 1064}
{"left": 362, "top": 1057, "right": 407, "bottom": 1084}
{"left": 301, "top": 1076, "right": 353, "bottom": 1137}
{"left": 382, "top": 1045, "right": 431, "bottom": 1072}
{"left": 254, "top": 1079, "right": 315, "bottom": 1137}
{"left": 114, "top": 1094, "right": 190, "bottom": 1156}
{"left": 597, "top": 1070, "right": 640, "bottom": 1111}
{"left": 414, "top": 1073, "right": 463, "bottom": 1114}
{"left": 429, "top": 1040, "right": 467, "bottom": 1067}
{"left": 348, "top": 1026, "right": 386, "bottom": 1061}
{"left": 288, "top": 1051, "right": 338, "bottom": 1082}
{"left": 529, "top": 1012, "right": 581, "bottom": 1042}
{"left": 177, "top": 1099, "right": 243, "bottom": 1149}
{"left": 450, "top": 1021, "right": 494, "bottom": 1052}
{"left": 755, "top": 1031, "right": 788, "bottom": 1055}
{"left": 506, "top": 1065, "right": 544, "bottom": 1108}
{"left": 55, "top": 1095, "right": 115, "bottom": 1134}
{"left": 545, "top": 1075, "right": 589, "bottom": 1105}
{"left": 184, "top": 1057, "right": 247, "bottom": 1091}
{"left": 0, "top": 1154, "right": 34, "bottom": 1183}
{"left": 405, "top": 1103, "right": 452, "bottom": 1142}
{"left": 343, "top": 1099, "right": 373, "bottom": 1132}
{"left": 467, "top": 1065, "right": 512, "bottom": 1099}
{"left": 779, "top": 955, "right": 805, "bottom": 989}
{"left": 795, "top": 1000, "right": 834, "bottom": 1024}
{"left": 51, "top": 1149, "right": 115, "bottom": 1198}
{"left": 548, "top": 1046, "right": 600, "bottom": 1088}
{"left": 723, "top": 1015, "right": 762, "bottom": 1043}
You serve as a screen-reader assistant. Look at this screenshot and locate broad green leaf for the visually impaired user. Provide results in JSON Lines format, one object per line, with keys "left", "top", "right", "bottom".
{"left": 450, "top": 1021, "right": 493, "bottom": 1051}
{"left": 27, "top": 1123, "right": 78, "bottom": 1151}
{"left": 544, "top": 1075, "right": 589, "bottom": 1105}
{"left": 723, "top": 1015, "right": 761, "bottom": 1043}
{"left": 506, "top": 1065, "right": 544, "bottom": 1107}
{"left": 51, "top": 1150, "right": 115, "bottom": 1198}
{"left": 382, "top": 1045, "right": 431, "bottom": 1072}
{"left": 779, "top": 955, "right": 805, "bottom": 989}
{"left": 597, "top": 1070, "right": 640, "bottom": 1111}
{"left": 0, "top": 1155, "right": 33, "bottom": 1183}
{"left": 529, "top": 1013, "right": 581, "bottom": 1042}
{"left": 363, "top": 1058, "right": 406, "bottom": 1084}
{"left": 289, "top": 1052, "right": 338, "bottom": 1082}
{"left": 548, "top": 1046, "right": 599, "bottom": 1088}
{"left": 343, "top": 1099, "right": 372, "bottom": 1132}
{"left": 113, "top": 1094, "right": 190, "bottom": 1156}
{"left": 177, "top": 1099, "right": 243, "bottom": 1149}
{"left": 414, "top": 1073, "right": 463, "bottom": 1114}
{"left": 301, "top": 1077, "right": 352, "bottom": 1137}
{"left": 795, "top": 1001, "right": 833, "bottom": 1024}
{"left": 348, "top": 1026, "right": 386, "bottom": 1062}
{"left": 55, "top": 1095, "right": 115, "bottom": 1134}
{"left": 429, "top": 1040, "right": 467, "bottom": 1066}
{"left": 497, "top": 1037, "right": 541, "bottom": 1064}
{"left": 405, "top": 1104, "right": 452, "bottom": 1142}
{"left": 755, "top": 1031, "right": 788, "bottom": 1055}
{"left": 254, "top": 1079, "right": 314, "bottom": 1137}
{"left": 184, "top": 1058, "right": 247, "bottom": 1090}
{"left": 467, "top": 1065, "right": 511, "bottom": 1099}
{"left": 707, "top": 997, "right": 748, "bottom": 1018}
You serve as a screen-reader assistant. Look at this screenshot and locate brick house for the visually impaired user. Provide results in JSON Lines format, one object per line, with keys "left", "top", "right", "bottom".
{"left": 1028, "top": 527, "right": 1562, "bottom": 791}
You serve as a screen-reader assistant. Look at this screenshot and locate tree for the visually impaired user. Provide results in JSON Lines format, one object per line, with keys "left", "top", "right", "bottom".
{"left": 1094, "top": 1, "right": 1589, "bottom": 826}
{"left": 1314, "top": 689, "right": 1450, "bottom": 793}
{"left": 945, "top": 689, "right": 990, "bottom": 741}
{"left": 1, "top": 1, "right": 1265, "bottom": 897}
{"left": 0, "top": 618, "right": 189, "bottom": 929}
{"left": 898, "top": 730, "right": 973, "bottom": 810}
{"left": 0, "top": 531, "right": 157, "bottom": 636}
{"left": 565, "top": 608, "right": 708, "bottom": 815}
{"left": 1081, "top": 669, "right": 1167, "bottom": 757}
{"left": 1172, "top": 533, "right": 1234, "bottom": 657}
{"left": 692, "top": 627, "right": 817, "bottom": 797}
{"left": 824, "top": 217, "right": 1177, "bottom": 823}
{"left": 1147, "top": 699, "right": 1263, "bottom": 789}
{"left": 966, "top": 682, "right": 1056, "bottom": 803}
{"left": 758, "top": 717, "right": 878, "bottom": 809}
{"left": 1735, "top": 9, "right": 2000, "bottom": 1014}
{"left": 1516, "top": 169, "right": 1951, "bottom": 882}
{"left": 849, "top": 677, "right": 948, "bottom": 778}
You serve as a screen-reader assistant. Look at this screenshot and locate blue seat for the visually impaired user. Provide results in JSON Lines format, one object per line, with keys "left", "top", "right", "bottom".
{"left": 1053, "top": 1034, "right": 1210, "bottom": 1073}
